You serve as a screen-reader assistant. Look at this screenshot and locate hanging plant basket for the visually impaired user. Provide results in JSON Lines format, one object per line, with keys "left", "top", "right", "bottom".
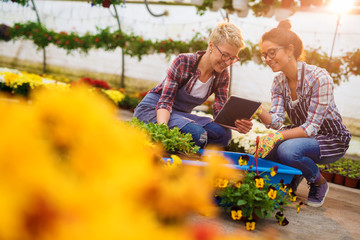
{"left": 236, "top": 7, "right": 249, "bottom": 17}
{"left": 311, "top": 0, "right": 324, "bottom": 7}
{"left": 281, "top": 0, "right": 294, "bottom": 9}
{"left": 262, "top": 0, "right": 275, "bottom": 4}
{"left": 210, "top": 0, "right": 225, "bottom": 11}
{"left": 263, "top": 6, "right": 275, "bottom": 18}
{"left": 232, "top": 0, "right": 249, "bottom": 11}
{"left": 275, "top": 8, "right": 292, "bottom": 21}
{"left": 300, "top": 0, "right": 312, "bottom": 8}
{"left": 191, "top": 0, "right": 204, "bottom": 6}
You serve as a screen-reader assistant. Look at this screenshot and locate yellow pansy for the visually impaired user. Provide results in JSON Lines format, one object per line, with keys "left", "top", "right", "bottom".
{"left": 254, "top": 176, "right": 264, "bottom": 189}
{"left": 267, "top": 186, "right": 277, "bottom": 200}
{"left": 245, "top": 220, "right": 256, "bottom": 231}
{"left": 231, "top": 210, "right": 242, "bottom": 220}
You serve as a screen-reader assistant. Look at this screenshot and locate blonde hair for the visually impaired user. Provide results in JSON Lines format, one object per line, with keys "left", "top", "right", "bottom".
{"left": 209, "top": 22, "right": 245, "bottom": 50}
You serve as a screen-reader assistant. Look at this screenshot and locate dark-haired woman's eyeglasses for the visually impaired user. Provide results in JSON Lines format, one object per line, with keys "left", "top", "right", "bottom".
{"left": 261, "top": 47, "right": 284, "bottom": 62}
{"left": 214, "top": 44, "right": 239, "bottom": 64}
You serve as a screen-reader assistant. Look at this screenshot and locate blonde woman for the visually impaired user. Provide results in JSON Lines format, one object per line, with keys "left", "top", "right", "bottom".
{"left": 134, "top": 22, "right": 253, "bottom": 148}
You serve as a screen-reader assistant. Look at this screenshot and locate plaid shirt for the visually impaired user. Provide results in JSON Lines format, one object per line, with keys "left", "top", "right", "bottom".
{"left": 149, "top": 51, "right": 230, "bottom": 118}
{"left": 269, "top": 61, "right": 343, "bottom": 137}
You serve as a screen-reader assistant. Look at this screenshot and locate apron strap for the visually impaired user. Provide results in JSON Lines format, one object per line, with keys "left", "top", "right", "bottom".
{"left": 178, "top": 53, "right": 205, "bottom": 90}
{"left": 299, "top": 62, "right": 305, "bottom": 95}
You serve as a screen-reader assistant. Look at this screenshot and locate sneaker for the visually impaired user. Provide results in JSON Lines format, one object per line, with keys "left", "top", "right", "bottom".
{"left": 290, "top": 175, "right": 304, "bottom": 193}
{"left": 305, "top": 180, "right": 329, "bottom": 207}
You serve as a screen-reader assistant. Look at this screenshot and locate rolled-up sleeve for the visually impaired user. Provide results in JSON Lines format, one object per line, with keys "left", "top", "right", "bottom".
{"left": 155, "top": 56, "right": 183, "bottom": 112}
{"left": 212, "top": 70, "right": 230, "bottom": 118}
{"left": 269, "top": 76, "right": 286, "bottom": 130}
{"left": 300, "top": 70, "right": 333, "bottom": 137}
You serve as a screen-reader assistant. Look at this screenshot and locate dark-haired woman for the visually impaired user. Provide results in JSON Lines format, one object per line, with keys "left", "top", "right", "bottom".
{"left": 254, "top": 20, "right": 351, "bottom": 207}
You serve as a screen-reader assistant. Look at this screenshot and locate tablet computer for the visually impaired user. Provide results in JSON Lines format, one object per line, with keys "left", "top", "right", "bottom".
{"left": 214, "top": 95, "right": 261, "bottom": 129}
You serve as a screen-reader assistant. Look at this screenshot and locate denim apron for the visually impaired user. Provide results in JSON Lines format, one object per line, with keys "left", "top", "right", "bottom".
{"left": 133, "top": 54, "right": 214, "bottom": 130}
{"left": 282, "top": 62, "right": 351, "bottom": 159}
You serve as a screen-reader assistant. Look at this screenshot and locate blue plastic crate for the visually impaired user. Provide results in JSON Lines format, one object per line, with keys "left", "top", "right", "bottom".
{"left": 163, "top": 149, "right": 302, "bottom": 185}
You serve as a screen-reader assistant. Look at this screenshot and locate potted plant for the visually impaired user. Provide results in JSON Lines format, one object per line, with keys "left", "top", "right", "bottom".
{"left": 343, "top": 159, "right": 360, "bottom": 188}
{"left": 332, "top": 167, "right": 346, "bottom": 185}
{"left": 318, "top": 164, "right": 334, "bottom": 182}
{"left": 344, "top": 171, "right": 360, "bottom": 188}
{"left": 214, "top": 169, "right": 298, "bottom": 231}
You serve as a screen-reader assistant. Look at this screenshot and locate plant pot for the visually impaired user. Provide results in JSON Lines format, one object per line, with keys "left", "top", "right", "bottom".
{"left": 321, "top": 171, "right": 334, "bottom": 182}
{"left": 210, "top": 0, "right": 225, "bottom": 11}
{"left": 311, "top": 0, "right": 323, "bottom": 7}
{"left": 226, "top": 8, "right": 235, "bottom": 14}
{"left": 241, "top": 211, "right": 260, "bottom": 222}
{"left": 344, "top": 177, "right": 359, "bottom": 188}
{"left": 281, "top": 0, "right": 294, "bottom": 9}
{"left": 236, "top": 7, "right": 249, "bottom": 17}
{"left": 333, "top": 173, "right": 345, "bottom": 185}
{"left": 262, "top": 0, "right": 274, "bottom": 5}
{"left": 274, "top": 8, "right": 292, "bottom": 21}
{"left": 232, "top": 0, "right": 249, "bottom": 11}
{"left": 300, "top": 0, "right": 311, "bottom": 8}
{"left": 263, "top": 6, "right": 275, "bottom": 18}
{"left": 191, "top": 0, "right": 204, "bottom": 6}
{"left": 251, "top": 55, "right": 262, "bottom": 64}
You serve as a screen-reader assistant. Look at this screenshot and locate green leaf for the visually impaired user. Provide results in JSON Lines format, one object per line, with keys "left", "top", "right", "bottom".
{"left": 237, "top": 199, "right": 247, "bottom": 206}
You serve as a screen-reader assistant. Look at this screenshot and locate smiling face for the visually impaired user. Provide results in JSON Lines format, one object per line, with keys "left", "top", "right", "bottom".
{"left": 261, "top": 40, "right": 291, "bottom": 73}
{"left": 210, "top": 41, "right": 240, "bottom": 73}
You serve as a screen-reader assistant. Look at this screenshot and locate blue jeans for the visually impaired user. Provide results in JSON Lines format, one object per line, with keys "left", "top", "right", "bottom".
{"left": 180, "top": 122, "right": 232, "bottom": 148}
{"left": 266, "top": 138, "right": 344, "bottom": 183}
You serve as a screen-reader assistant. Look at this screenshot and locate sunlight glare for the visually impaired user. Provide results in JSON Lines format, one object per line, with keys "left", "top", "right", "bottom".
{"left": 328, "top": 0, "right": 355, "bottom": 14}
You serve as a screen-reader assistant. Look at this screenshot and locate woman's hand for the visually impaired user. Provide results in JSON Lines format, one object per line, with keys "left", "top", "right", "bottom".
{"left": 234, "top": 119, "right": 253, "bottom": 134}
{"left": 254, "top": 132, "right": 284, "bottom": 158}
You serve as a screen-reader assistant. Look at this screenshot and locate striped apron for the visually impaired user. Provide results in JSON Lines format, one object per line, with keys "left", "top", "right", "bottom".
{"left": 282, "top": 63, "right": 351, "bottom": 159}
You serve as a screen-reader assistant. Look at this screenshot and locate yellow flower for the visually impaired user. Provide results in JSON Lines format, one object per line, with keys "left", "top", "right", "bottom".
{"left": 245, "top": 220, "right": 256, "bottom": 231}
{"left": 267, "top": 186, "right": 277, "bottom": 200}
{"left": 102, "top": 89, "right": 125, "bottom": 105}
{"left": 297, "top": 202, "right": 304, "bottom": 213}
{"left": 171, "top": 155, "right": 182, "bottom": 166}
{"left": 238, "top": 156, "right": 248, "bottom": 166}
{"left": 290, "top": 194, "right": 297, "bottom": 202}
{"left": 234, "top": 181, "right": 242, "bottom": 188}
{"left": 280, "top": 185, "right": 287, "bottom": 192}
{"left": 254, "top": 176, "right": 264, "bottom": 189}
{"left": 270, "top": 166, "right": 278, "bottom": 177}
{"left": 214, "top": 178, "right": 229, "bottom": 188}
{"left": 231, "top": 210, "right": 242, "bottom": 220}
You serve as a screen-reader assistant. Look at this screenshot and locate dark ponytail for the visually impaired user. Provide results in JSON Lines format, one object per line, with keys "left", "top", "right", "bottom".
{"left": 260, "top": 19, "right": 304, "bottom": 61}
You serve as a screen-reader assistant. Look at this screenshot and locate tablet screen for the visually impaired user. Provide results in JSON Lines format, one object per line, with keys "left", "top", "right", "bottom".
{"left": 214, "top": 96, "right": 261, "bottom": 129}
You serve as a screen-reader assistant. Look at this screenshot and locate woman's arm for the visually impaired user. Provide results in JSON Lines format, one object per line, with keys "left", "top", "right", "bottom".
{"left": 156, "top": 108, "right": 171, "bottom": 125}
{"left": 212, "top": 71, "right": 230, "bottom": 118}
{"left": 280, "top": 127, "right": 307, "bottom": 139}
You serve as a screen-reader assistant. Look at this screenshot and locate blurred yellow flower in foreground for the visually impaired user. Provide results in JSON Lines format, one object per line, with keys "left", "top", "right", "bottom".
{"left": 0, "top": 86, "right": 273, "bottom": 240}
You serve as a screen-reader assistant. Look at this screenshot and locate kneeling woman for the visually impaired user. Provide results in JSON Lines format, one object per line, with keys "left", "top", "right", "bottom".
{"left": 134, "top": 22, "right": 253, "bottom": 148}
{"left": 255, "top": 20, "right": 351, "bottom": 207}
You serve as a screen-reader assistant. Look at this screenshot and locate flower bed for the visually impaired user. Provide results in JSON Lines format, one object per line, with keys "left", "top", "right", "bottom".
{"left": 0, "top": 67, "right": 142, "bottom": 110}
